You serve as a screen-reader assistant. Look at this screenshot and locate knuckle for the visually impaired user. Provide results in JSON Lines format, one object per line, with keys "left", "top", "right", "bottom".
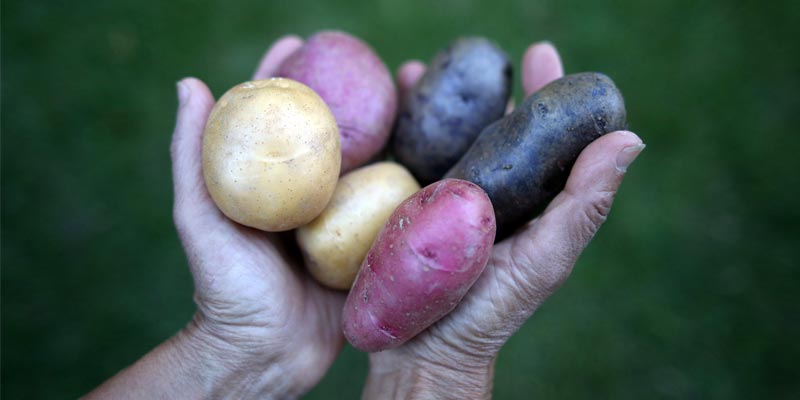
{"left": 504, "top": 252, "right": 543, "bottom": 299}
{"left": 578, "top": 189, "right": 615, "bottom": 240}
{"left": 426, "top": 325, "right": 499, "bottom": 367}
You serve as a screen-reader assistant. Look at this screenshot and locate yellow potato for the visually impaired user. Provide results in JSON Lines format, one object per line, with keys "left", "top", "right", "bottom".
{"left": 202, "top": 78, "right": 341, "bottom": 231}
{"left": 297, "top": 161, "right": 420, "bottom": 289}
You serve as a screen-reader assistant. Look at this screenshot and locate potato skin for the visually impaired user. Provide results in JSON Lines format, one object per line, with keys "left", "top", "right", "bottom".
{"left": 392, "top": 37, "right": 512, "bottom": 184}
{"left": 202, "top": 78, "right": 341, "bottom": 232}
{"left": 343, "top": 179, "right": 496, "bottom": 352}
{"left": 297, "top": 162, "right": 420, "bottom": 290}
{"left": 278, "top": 31, "right": 397, "bottom": 174}
{"left": 446, "top": 72, "right": 627, "bottom": 236}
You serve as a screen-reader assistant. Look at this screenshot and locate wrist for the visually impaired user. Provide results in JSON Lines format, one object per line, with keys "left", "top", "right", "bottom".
{"left": 364, "top": 352, "right": 495, "bottom": 400}
{"left": 177, "top": 314, "right": 302, "bottom": 399}
{"left": 84, "top": 314, "right": 301, "bottom": 400}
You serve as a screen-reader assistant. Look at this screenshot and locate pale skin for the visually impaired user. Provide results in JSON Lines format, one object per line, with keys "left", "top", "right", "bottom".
{"left": 86, "top": 36, "right": 644, "bottom": 399}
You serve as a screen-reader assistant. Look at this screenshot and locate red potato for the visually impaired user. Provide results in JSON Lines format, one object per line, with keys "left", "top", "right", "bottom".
{"left": 278, "top": 31, "right": 397, "bottom": 174}
{"left": 343, "top": 179, "right": 496, "bottom": 352}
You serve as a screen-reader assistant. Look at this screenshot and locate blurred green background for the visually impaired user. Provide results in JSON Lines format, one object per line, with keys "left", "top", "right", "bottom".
{"left": 2, "top": 0, "right": 799, "bottom": 398}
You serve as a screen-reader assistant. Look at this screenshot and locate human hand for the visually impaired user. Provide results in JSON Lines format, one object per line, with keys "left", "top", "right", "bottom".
{"left": 363, "top": 42, "right": 645, "bottom": 399}
{"left": 170, "top": 35, "right": 351, "bottom": 397}
{"left": 87, "top": 36, "right": 347, "bottom": 400}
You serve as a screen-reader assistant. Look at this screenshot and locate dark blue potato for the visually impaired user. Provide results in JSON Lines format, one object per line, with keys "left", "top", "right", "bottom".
{"left": 392, "top": 37, "right": 512, "bottom": 184}
{"left": 445, "top": 72, "right": 627, "bottom": 237}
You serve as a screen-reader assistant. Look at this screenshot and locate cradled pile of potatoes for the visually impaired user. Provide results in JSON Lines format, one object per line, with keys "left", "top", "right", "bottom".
{"left": 202, "top": 31, "right": 626, "bottom": 352}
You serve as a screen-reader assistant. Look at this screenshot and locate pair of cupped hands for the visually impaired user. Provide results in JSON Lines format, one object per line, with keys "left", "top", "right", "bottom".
{"left": 87, "top": 36, "right": 644, "bottom": 399}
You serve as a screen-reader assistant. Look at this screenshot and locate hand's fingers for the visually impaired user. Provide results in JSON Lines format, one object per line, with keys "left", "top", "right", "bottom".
{"left": 455, "top": 131, "right": 643, "bottom": 347}
{"left": 521, "top": 41, "right": 564, "bottom": 96}
{"left": 505, "top": 98, "right": 515, "bottom": 115}
{"left": 536, "top": 130, "right": 645, "bottom": 253}
{"left": 493, "top": 131, "right": 644, "bottom": 307}
{"left": 170, "top": 78, "right": 217, "bottom": 226}
{"left": 252, "top": 35, "right": 304, "bottom": 80}
{"left": 506, "top": 42, "right": 562, "bottom": 115}
{"left": 396, "top": 60, "right": 426, "bottom": 98}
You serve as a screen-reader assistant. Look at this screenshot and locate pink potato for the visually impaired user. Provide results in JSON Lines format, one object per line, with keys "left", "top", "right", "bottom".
{"left": 278, "top": 31, "right": 398, "bottom": 174}
{"left": 343, "top": 179, "right": 496, "bottom": 352}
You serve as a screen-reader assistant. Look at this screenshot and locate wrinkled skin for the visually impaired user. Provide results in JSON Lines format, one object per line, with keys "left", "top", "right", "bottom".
{"left": 88, "top": 37, "right": 644, "bottom": 400}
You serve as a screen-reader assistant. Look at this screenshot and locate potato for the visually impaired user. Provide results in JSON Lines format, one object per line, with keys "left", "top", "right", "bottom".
{"left": 392, "top": 37, "right": 512, "bottom": 184}
{"left": 343, "top": 179, "right": 496, "bottom": 352}
{"left": 297, "top": 162, "right": 420, "bottom": 290}
{"left": 446, "top": 72, "right": 627, "bottom": 236}
{"left": 278, "top": 31, "right": 397, "bottom": 174}
{"left": 202, "top": 78, "right": 341, "bottom": 232}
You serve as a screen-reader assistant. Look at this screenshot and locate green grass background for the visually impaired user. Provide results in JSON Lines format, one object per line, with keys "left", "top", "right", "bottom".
{"left": 2, "top": 0, "right": 799, "bottom": 398}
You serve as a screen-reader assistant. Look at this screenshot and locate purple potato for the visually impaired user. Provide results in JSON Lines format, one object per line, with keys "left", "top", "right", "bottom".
{"left": 392, "top": 37, "right": 512, "bottom": 184}
{"left": 446, "top": 72, "right": 627, "bottom": 237}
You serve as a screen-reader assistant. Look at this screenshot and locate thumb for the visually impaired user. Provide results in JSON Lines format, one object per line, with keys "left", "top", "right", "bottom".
{"left": 496, "top": 130, "right": 645, "bottom": 301}
{"left": 539, "top": 130, "right": 645, "bottom": 255}
{"left": 170, "top": 77, "right": 217, "bottom": 230}
{"left": 252, "top": 35, "right": 304, "bottom": 80}
{"left": 429, "top": 131, "right": 644, "bottom": 353}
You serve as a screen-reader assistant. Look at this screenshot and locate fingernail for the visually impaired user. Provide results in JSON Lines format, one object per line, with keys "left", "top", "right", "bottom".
{"left": 616, "top": 143, "right": 646, "bottom": 173}
{"left": 505, "top": 98, "right": 515, "bottom": 115}
{"left": 176, "top": 79, "right": 190, "bottom": 107}
{"left": 536, "top": 40, "right": 554, "bottom": 48}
